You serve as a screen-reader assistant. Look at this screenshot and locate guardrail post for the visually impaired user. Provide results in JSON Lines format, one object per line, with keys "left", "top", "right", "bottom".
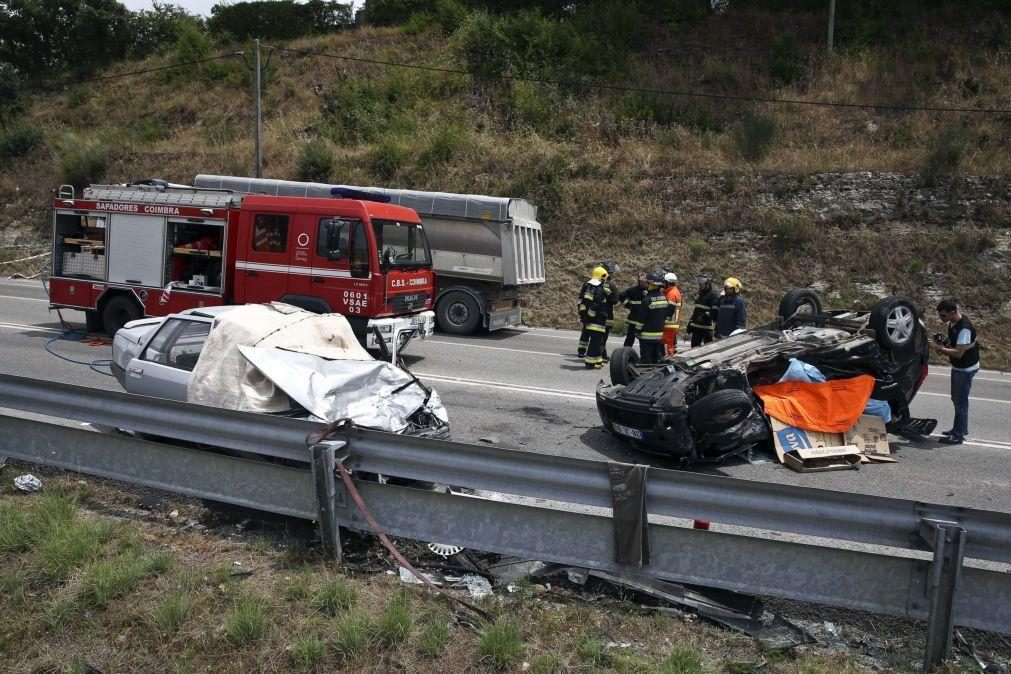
{"left": 310, "top": 442, "right": 346, "bottom": 562}
{"left": 919, "top": 519, "right": 966, "bottom": 672}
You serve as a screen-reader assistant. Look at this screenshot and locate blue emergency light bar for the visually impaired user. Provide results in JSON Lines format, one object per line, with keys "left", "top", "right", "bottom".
{"left": 330, "top": 187, "right": 391, "bottom": 203}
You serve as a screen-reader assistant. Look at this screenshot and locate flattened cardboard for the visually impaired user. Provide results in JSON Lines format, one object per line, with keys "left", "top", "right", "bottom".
{"left": 844, "top": 415, "right": 890, "bottom": 455}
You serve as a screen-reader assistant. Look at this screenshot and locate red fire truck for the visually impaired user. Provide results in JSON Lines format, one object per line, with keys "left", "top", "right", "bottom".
{"left": 48, "top": 181, "right": 436, "bottom": 354}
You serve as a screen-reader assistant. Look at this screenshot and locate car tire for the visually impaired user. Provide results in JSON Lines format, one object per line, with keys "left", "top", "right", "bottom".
{"left": 688, "top": 389, "right": 756, "bottom": 434}
{"left": 778, "top": 288, "right": 822, "bottom": 319}
{"left": 869, "top": 297, "right": 918, "bottom": 354}
{"left": 609, "top": 346, "right": 640, "bottom": 386}
{"left": 436, "top": 291, "right": 481, "bottom": 335}
{"left": 102, "top": 295, "right": 142, "bottom": 337}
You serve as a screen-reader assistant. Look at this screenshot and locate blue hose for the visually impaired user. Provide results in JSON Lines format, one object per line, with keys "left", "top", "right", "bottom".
{"left": 38, "top": 266, "right": 115, "bottom": 377}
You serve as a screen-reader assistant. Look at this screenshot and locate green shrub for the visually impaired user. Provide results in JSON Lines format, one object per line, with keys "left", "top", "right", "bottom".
{"left": 370, "top": 139, "right": 409, "bottom": 180}
{"left": 290, "top": 633, "right": 326, "bottom": 669}
{"left": 297, "top": 140, "right": 335, "bottom": 183}
{"left": 511, "top": 81, "right": 553, "bottom": 130}
{"left": 309, "top": 579, "right": 357, "bottom": 616}
{"left": 404, "top": 0, "right": 467, "bottom": 35}
{"left": 0, "top": 502, "right": 31, "bottom": 552}
{"left": 769, "top": 215, "right": 819, "bottom": 254}
{"left": 82, "top": 551, "right": 172, "bottom": 607}
{"left": 921, "top": 124, "right": 967, "bottom": 185}
{"left": 732, "top": 114, "right": 777, "bottom": 162}
{"left": 372, "top": 592, "right": 413, "bottom": 646}
{"left": 477, "top": 617, "right": 523, "bottom": 670}
{"left": 661, "top": 644, "right": 706, "bottom": 673}
{"left": 224, "top": 594, "right": 266, "bottom": 645}
{"left": 0, "top": 123, "right": 43, "bottom": 159}
{"left": 332, "top": 613, "right": 370, "bottom": 659}
{"left": 136, "top": 119, "right": 169, "bottom": 143}
{"left": 419, "top": 122, "right": 467, "bottom": 167}
{"left": 577, "top": 635, "right": 612, "bottom": 668}
{"left": 769, "top": 31, "right": 805, "bottom": 84}
{"left": 152, "top": 590, "right": 193, "bottom": 631}
{"left": 420, "top": 619, "right": 451, "bottom": 657}
{"left": 56, "top": 134, "right": 109, "bottom": 189}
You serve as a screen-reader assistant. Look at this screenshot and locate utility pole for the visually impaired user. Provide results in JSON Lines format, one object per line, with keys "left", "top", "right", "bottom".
{"left": 827, "top": 0, "right": 836, "bottom": 55}
{"left": 254, "top": 38, "right": 262, "bottom": 178}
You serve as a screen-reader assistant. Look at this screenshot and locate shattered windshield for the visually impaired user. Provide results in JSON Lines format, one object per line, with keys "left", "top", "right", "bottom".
{"left": 373, "top": 219, "right": 431, "bottom": 268}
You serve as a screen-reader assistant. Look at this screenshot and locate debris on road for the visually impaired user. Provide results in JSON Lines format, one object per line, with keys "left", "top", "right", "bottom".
{"left": 771, "top": 414, "right": 896, "bottom": 472}
{"left": 399, "top": 566, "right": 442, "bottom": 586}
{"left": 451, "top": 573, "right": 494, "bottom": 599}
{"left": 13, "top": 474, "right": 42, "bottom": 492}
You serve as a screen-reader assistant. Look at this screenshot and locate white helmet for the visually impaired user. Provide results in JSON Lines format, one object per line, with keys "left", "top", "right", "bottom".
{"left": 663, "top": 272, "right": 678, "bottom": 284}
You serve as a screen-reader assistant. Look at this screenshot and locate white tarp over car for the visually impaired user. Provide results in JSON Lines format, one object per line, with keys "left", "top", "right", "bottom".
{"left": 187, "top": 303, "right": 447, "bottom": 433}
{"left": 237, "top": 346, "right": 448, "bottom": 432}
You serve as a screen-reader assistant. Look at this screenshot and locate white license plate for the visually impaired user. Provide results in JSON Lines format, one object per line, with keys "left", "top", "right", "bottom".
{"left": 612, "top": 423, "right": 644, "bottom": 440}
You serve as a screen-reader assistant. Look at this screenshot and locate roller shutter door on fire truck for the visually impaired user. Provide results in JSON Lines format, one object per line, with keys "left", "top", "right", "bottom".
{"left": 107, "top": 214, "right": 166, "bottom": 288}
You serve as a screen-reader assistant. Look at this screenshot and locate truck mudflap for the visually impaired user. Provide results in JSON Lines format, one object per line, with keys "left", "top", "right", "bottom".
{"left": 487, "top": 306, "right": 522, "bottom": 331}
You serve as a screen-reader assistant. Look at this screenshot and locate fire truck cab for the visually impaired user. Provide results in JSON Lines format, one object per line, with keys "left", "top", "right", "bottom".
{"left": 49, "top": 182, "right": 436, "bottom": 357}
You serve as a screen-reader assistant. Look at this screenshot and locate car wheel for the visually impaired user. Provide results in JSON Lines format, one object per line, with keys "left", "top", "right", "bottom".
{"left": 436, "top": 291, "right": 481, "bottom": 335}
{"left": 778, "top": 288, "right": 822, "bottom": 319}
{"left": 609, "top": 346, "right": 640, "bottom": 386}
{"left": 688, "top": 389, "right": 755, "bottom": 434}
{"left": 102, "top": 295, "right": 143, "bottom": 337}
{"left": 869, "top": 297, "right": 918, "bottom": 353}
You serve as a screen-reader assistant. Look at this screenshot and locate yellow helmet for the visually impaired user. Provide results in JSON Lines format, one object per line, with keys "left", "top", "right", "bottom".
{"left": 592, "top": 266, "right": 609, "bottom": 281}
{"left": 723, "top": 277, "right": 742, "bottom": 292}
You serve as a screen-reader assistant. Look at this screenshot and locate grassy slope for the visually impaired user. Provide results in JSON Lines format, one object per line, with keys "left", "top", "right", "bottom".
{"left": 1, "top": 9, "right": 1009, "bottom": 364}
{"left": 0, "top": 465, "right": 972, "bottom": 673}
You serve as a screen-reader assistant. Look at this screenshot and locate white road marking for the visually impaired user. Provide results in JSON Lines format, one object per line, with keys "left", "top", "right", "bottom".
{"left": 928, "top": 434, "right": 1011, "bottom": 451}
{"left": 415, "top": 371, "right": 596, "bottom": 401}
{"left": 0, "top": 321, "right": 64, "bottom": 335}
{"left": 918, "top": 391, "right": 1011, "bottom": 405}
{"left": 926, "top": 370, "right": 1011, "bottom": 383}
{"left": 425, "top": 339, "right": 565, "bottom": 358}
{"left": 0, "top": 293, "right": 48, "bottom": 303}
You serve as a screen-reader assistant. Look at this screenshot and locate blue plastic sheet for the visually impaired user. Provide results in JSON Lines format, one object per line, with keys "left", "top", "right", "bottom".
{"left": 863, "top": 398, "right": 892, "bottom": 423}
{"left": 777, "top": 358, "right": 827, "bottom": 383}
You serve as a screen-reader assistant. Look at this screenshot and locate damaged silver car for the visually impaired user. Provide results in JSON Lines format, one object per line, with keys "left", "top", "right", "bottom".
{"left": 111, "top": 302, "right": 449, "bottom": 438}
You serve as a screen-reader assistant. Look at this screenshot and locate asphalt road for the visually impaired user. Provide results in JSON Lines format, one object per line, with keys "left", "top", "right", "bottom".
{"left": 1, "top": 277, "right": 1009, "bottom": 515}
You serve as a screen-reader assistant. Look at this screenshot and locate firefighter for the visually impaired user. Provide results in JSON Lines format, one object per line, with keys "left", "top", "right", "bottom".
{"left": 600, "top": 261, "right": 620, "bottom": 359}
{"left": 576, "top": 271, "right": 595, "bottom": 358}
{"left": 662, "top": 271, "right": 682, "bottom": 356}
{"left": 582, "top": 266, "right": 611, "bottom": 369}
{"left": 686, "top": 272, "right": 719, "bottom": 347}
{"left": 715, "top": 277, "right": 747, "bottom": 338}
{"left": 619, "top": 271, "right": 648, "bottom": 347}
{"left": 639, "top": 271, "right": 669, "bottom": 364}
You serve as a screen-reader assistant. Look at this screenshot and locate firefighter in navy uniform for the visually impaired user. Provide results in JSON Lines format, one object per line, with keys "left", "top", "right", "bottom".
{"left": 576, "top": 272, "right": 596, "bottom": 358}
{"left": 582, "top": 266, "right": 611, "bottom": 369}
{"left": 599, "top": 262, "right": 620, "bottom": 360}
{"left": 619, "top": 272, "right": 648, "bottom": 348}
{"left": 639, "top": 271, "right": 670, "bottom": 364}
{"left": 686, "top": 273, "right": 719, "bottom": 347}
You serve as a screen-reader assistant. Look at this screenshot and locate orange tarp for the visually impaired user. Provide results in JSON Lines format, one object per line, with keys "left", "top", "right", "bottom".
{"left": 753, "top": 375, "right": 876, "bottom": 433}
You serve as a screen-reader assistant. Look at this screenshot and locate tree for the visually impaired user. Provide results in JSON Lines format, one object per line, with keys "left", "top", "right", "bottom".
{"left": 0, "top": 0, "right": 131, "bottom": 78}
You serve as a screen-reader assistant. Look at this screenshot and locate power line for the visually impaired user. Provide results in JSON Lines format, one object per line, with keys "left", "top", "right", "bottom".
{"left": 269, "top": 44, "right": 1011, "bottom": 116}
{"left": 23, "top": 52, "right": 244, "bottom": 94}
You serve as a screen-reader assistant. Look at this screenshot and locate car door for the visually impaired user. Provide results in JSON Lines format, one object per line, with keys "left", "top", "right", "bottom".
{"left": 125, "top": 317, "right": 213, "bottom": 400}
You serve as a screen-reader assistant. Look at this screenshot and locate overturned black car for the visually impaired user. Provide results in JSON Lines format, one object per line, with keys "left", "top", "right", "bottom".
{"left": 596, "top": 289, "right": 936, "bottom": 463}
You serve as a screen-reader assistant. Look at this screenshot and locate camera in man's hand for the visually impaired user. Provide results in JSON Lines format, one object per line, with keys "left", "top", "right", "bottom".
{"left": 932, "top": 332, "right": 948, "bottom": 346}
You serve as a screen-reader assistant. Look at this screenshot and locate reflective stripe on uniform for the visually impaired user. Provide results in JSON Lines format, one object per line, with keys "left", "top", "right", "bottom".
{"left": 585, "top": 324, "right": 606, "bottom": 333}
{"left": 626, "top": 320, "right": 644, "bottom": 328}
{"left": 640, "top": 331, "right": 663, "bottom": 339}
{"left": 688, "top": 322, "right": 714, "bottom": 331}
{"left": 584, "top": 356, "right": 604, "bottom": 364}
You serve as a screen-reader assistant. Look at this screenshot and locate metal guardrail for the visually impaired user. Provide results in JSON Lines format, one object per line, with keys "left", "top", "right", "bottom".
{"left": 1, "top": 373, "right": 1010, "bottom": 670}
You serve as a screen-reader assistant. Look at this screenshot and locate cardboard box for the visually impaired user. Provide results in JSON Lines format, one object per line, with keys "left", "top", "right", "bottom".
{"left": 769, "top": 417, "right": 845, "bottom": 463}
{"left": 783, "top": 444, "right": 862, "bottom": 473}
{"left": 844, "top": 415, "right": 890, "bottom": 455}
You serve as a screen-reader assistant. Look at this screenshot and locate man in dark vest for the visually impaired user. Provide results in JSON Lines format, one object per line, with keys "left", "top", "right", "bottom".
{"left": 931, "top": 299, "right": 979, "bottom": 445}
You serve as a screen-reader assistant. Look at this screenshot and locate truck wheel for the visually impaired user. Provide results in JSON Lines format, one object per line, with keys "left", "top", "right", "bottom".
{"left": 688, "top": 389, "right": 755, "bottom": 434}
{"left": 778, "top": 288, "right": 822, "bottom": 319}
{"left": 85, "top": 310, "right": 104, "bottom": 334}
{"left": 609, "top": 347, "right": 640, "bottom": 386}
{"left": 436, "top": 291, "right": 481, "bottom": 335}
{"left": 869, "top": 297, "right": 918, "bottom": 354}
{"left": 102, "top": 295, "right": 142, "bottom": 337}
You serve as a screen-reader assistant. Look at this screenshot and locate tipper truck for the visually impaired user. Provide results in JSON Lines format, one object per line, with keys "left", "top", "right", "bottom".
{"left": 194, "top": 175, "right": 546, "bottom": 335}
